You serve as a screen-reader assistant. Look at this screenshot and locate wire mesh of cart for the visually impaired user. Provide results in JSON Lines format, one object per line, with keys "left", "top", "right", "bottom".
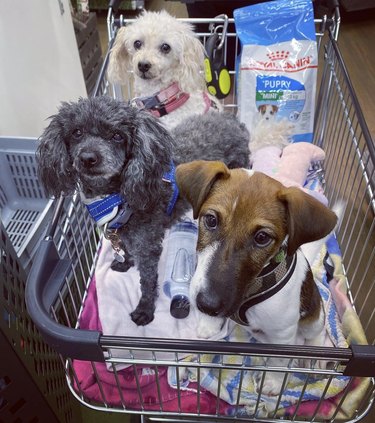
{"left": 25, "top": 2, "right": 375, "bottom": 422}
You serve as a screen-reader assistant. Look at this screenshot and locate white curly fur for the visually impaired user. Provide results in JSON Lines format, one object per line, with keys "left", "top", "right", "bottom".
{"left": 249, "top": 119, "right": 294, "bottom": 152}
{"left": 107, "top": 10, "right": 221, "bottom": 129}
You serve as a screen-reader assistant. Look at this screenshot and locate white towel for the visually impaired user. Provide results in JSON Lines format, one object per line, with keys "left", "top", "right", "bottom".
{"left": 95, "top": 230, "right": 230, "bottom": 369}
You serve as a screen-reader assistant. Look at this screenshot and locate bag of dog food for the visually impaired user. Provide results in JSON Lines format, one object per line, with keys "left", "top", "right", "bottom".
{"left": 234, "top": 0, "right": 317, "bottom": 142}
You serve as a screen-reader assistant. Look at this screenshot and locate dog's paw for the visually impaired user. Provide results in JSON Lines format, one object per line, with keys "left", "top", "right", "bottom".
{"left": 197, "top": 316, "right": 224, "bottom": 339}
{"left": 131, "top": 306, "right": 155, "bottom": 326}
{"left": 261, "top": 372, "right": 286, "bottom": 396}
{"left": 110, "top": 258, "right": 133, "bottom": 273}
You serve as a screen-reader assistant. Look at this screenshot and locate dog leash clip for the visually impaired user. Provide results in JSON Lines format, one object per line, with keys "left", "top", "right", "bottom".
{"left": 204, "top": 15, "right": 231, "bottom": 99}
{"left": 104, "top": 226, "right": 126, "bottom": 263}
{"left": 208, "top": 14, "right": 228, "bottom": 51}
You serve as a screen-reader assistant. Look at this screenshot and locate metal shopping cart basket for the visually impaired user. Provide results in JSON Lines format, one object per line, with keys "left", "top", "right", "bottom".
{"left": 0, "top": 138, "right": 83, "bottom": 421}
{"left": 25, "top": 1, "right": 375, "bottom": 422}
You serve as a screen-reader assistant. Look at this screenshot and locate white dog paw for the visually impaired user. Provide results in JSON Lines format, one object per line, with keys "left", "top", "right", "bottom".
{"left": 261, "top": 373, "right": 286, "bottom": 396}
{"left": 197, "top": 317, "right": 224, "bottom": 339}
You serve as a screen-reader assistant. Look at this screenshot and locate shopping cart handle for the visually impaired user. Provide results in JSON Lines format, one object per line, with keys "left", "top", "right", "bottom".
{"left": 344, "top": 344, "right": 375, "bottom": 377}
{"left": 26, "top": 238, "right": 105, "bottom": 362}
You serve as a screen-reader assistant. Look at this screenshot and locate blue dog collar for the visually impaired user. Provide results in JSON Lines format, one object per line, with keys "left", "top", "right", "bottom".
{"left": 81, "top": 161, "right": 178, "bottom": 228}
{"left": 82, "top": 193, "right": 133, "bottom": 229}
{"left": 163, "top": 161, "right": 179, "bottom": 216}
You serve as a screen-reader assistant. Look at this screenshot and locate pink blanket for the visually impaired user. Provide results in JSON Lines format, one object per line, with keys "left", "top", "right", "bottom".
{"left": 73, "top": 277, "right": 228, "bottom": 413}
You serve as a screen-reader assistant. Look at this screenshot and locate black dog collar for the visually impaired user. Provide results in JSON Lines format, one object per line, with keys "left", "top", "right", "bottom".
{"left": 230, "top": 247, "right": 297, "bottom": 326}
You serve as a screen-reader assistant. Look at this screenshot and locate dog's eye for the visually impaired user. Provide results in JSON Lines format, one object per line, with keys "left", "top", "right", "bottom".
{"left": 203, "top": 213, "right": 218, "bottom": 231}
{"left": 254, "top": 231, "right": 272, "bottom": 247}
{"left": 134, "top": 40, "right": 142, "bottom": 50}
{"left": 160, "top": 43, "right": 171, "bottom": 54}
{"left": 72, "top": 128, "right": 83, "bottom": 139}
{"left": 112, "top": 133, "right": 123, "bottom": 142}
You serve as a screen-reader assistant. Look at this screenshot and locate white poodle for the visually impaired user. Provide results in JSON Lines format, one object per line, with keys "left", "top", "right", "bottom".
{"left": 107, "top": 10, "right": 221, "bottom": 129}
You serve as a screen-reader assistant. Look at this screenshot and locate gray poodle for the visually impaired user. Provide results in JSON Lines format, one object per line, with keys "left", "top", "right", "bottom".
{"left": 37, "top": 96, "right": 250, "bottom": 326}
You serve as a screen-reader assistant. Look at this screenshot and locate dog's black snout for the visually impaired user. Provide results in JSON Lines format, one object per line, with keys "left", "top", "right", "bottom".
{"left": 138, "top": 61, "right": 152, "bottom": 73}
{"left": 196, "top": 291, "right": 224, "bottom": 317}
{"left": 79, "top": 151, "right": 99, "bottom": 168}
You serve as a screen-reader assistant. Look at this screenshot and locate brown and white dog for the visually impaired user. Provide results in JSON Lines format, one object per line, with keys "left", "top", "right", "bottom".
{"left": 176, "top": 160, "right": 339, "bottom": 394}
{"left": 258, "top": 104, "right": 278, "bottom": 122}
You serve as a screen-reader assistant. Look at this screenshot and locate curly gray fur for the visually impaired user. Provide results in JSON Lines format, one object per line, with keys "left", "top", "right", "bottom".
{"left": 37, "top": 96, "right": 250, "bottom": 326}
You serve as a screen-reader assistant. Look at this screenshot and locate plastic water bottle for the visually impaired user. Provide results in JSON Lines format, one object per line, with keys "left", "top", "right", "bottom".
{"left": 163, "top": 220, "right": 198, "bottom": 318}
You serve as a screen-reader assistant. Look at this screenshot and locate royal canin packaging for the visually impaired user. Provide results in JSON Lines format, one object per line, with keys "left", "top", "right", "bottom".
{"left": 234, "top": 0, "right": 318, "bottom": 142}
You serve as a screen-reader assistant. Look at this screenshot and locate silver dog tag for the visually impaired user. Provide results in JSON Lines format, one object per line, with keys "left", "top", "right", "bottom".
{"left": 114, "top": 251, "right": 125, "bottom": 263}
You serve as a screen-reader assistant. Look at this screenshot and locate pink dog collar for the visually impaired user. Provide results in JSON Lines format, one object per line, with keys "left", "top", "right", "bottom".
{"left": 132, "top": 82, "right": 190, "bottom": 117}
{"left": 203, "top": 92, "right": 219, "bottom": 113}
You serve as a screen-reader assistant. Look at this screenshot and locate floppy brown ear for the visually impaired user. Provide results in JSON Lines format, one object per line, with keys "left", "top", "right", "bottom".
{"left": 176, "top": 160, "right": 230, "bottom": 219}
{"left": 278, "top": 187, "right": 337, "bottom": 256}
{"left": 107, "top": 27, "right": 131, "bottom": 85}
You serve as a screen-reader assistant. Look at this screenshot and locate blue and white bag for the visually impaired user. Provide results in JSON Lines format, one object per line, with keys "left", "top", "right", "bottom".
{"left": 234, "top": 0, "right": 318, "bottom": 142}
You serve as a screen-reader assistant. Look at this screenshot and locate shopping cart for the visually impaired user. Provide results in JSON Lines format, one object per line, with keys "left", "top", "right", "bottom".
{"left": 25, "top": 1, "right": 375, "bottom": 422}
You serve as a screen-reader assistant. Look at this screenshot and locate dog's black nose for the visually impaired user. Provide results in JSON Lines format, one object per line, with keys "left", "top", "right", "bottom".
{"left": 196, "top": 291, "right": 224, "bottom": 317}
{"left": 79, "top": 151, "right": 99, "bottom": 168}
{"left": 138, "top": 61, "right": 151, "bottom": 73}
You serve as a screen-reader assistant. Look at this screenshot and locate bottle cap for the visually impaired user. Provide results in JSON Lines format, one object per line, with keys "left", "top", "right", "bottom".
{"left": 170, "top": 295, "right": 190, "bottom": 319}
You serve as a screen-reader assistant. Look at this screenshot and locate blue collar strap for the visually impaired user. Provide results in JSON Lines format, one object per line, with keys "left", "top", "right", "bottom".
{"left": 162, "top": 161, "right": 179, "bottom": 216}
{"left": 84, "top": 193, "right": 133, "bottom": 229}
{"left": 82, "top": 161, "right": 178, "bottom": 228}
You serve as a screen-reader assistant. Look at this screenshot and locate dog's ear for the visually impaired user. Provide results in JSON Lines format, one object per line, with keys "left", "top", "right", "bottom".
{"left": 37, "top": 113, "right": 76, "bottom": 197}
{"left": 107, "top": 26, "right": 131, "bottom": 85}
{"left": 278, "top": 187, "right": 337, "bottom": 256}
{"left": 120, "top": 110, "right": 174, "bottom": 211}
{"left": 178, "top": 28, "right": 206, "bottom": 92}
{"left": 176, "top": 160, "right": 230, "bottom": 219}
